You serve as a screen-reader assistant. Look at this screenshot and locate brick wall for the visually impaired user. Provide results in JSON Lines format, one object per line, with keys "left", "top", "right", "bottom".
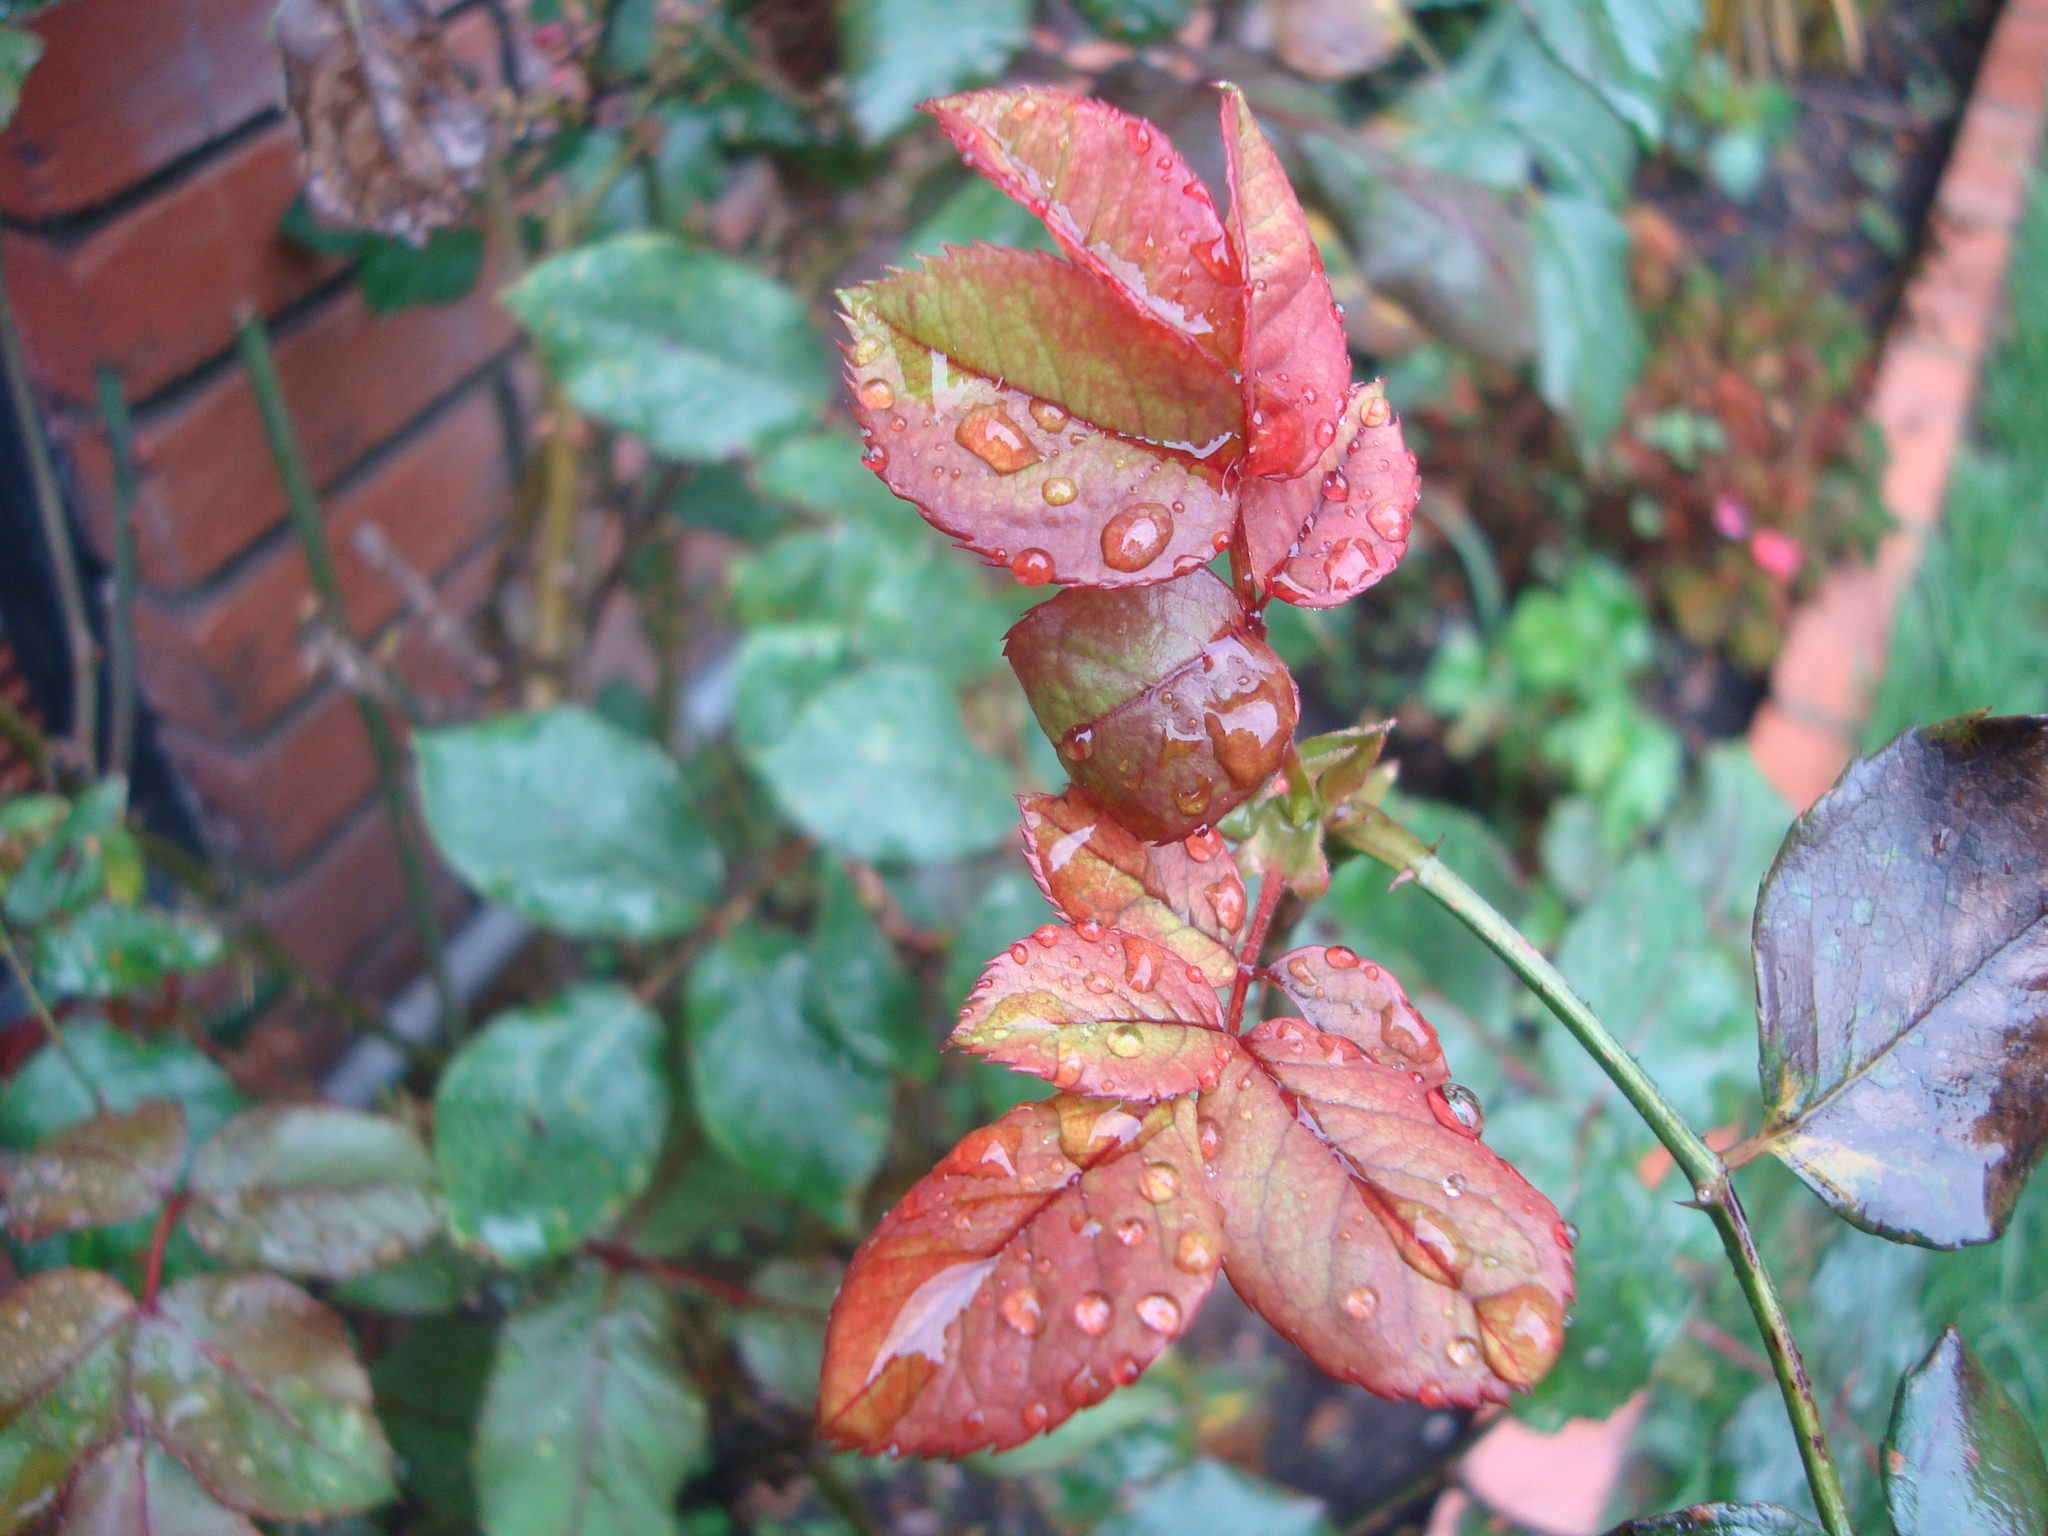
{"left": 1, "top": 0, "right": 526, "bottom": 996}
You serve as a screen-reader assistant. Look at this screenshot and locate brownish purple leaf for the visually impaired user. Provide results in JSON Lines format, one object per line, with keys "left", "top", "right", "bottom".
{"left": 1, "top": 1098, "right": 185, "bottom": 1242}
{"left": 1204, "top": 1017, "right": 1573, "bottom": 1406}
{"left": 924, "top": 88, "right": 1243, "bottom": 366}
{"left": 0, "top": 1269, "right": 135, "bottom": 1530}
{"left": 867, "top": 247, "right": 1243, "bottom": 456}
{"left": 1005, "top": 571, "right": 1299, "bottom": 842}
{"left": 1019, "top": 787, "right": 1248, "bottom": 986}
{"left": 951, "top": 921, "right": 1233, "bottom": 1099}
{"left": 843, "top": 295, "right": 1237, "bottom": 589}
{"left": 61, "top": 1437, "right": 261, "bottom": 1536}
{"left": 1266, "top": 945, "right": 1449, "bottom": 1085}
{"left": 1243, "top": 381, "right": 1418, "bottom": 607}
{"left": 1220, "top": 85, "right": 1351, "bottom": 482}
{"left": 818, "top": 1094, "right": 1223, "bottom": 1455}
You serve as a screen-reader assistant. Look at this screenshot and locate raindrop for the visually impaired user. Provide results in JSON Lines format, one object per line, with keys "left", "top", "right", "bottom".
{"left": 1174, "top": 780, "right": 1213, "bottom": 817}
{"left": 1054, "top": 1050, "right": 1086, "bottom": 1088}
{"left": 1323, "top": 945, "right": 1360, "bottom": 969}
{"left": 862, "top": 445, "right": 887, "bottom": 469}
{"left": 1043, "top": 476, "right": 1079, "bottom": 505}
{"left": 1135, "top": 1294, "right": 1182, "bottom": 1334}
{"left": 1001, "top": 1287, "right": 1045, "bottom": 1337}
{"left": 1361, "top": 395, "right": 1390, "bottom": 427}
{"left": 1196, "top": 1119, "right": 1223, "bottom": 1160}
{"left": 852, "top": 336, "right": 883, "bottom": 365}
{"left": 857, "top": 378, "right": 895, "bottom": 410}
{"left": 1108, "top": 1024, "right": 1145, "bottom": 1057}
{"left": 1441, "top": 1173, "right": 1466, "bottom": 1199}
{"left": 1030, "top": 399, "right": 1069, "bottom": 432}
{"left": 1065, "top": 1365, "right": 1105, "bottom": 1407}
{"left": 1113, "top": 1355, "right": 1142, "bottom": 1386}
{"left": 1139, "top": 1164, "right": 1180, "bottom": 1202}
{"left": 1126, "top": 122, "right": 1151, "bottom": 154}
{"left": 1011, "top": 548, "right": 1056, "bottom": 585}
{"left": 1033, "top": 925, "right": 1061, "bottom": 947}
{"left": 1101, "top": 503, "right": 1174, "bottom": 571}
{"left": 1342, "top": 1285, "right": 1379, "bottom": 1319}
{"left": 1012, "top": 96, "right": 1038, "bottom": 119}
{"left": 1367, "top": 501, "right": 1410, "bottom": 541}
{"left": 1116, "top": 1216, "right": 1147, "bottom": 1246}
{"left": 1447, "top": 1337, "right": 1481, "bottom": 1368}
{"left": 956, "top": 404, "right": 1043, "bottom": 473}
{"left": 1022, "top": 1400, "right": 1051, "bottom": 1430}
{"left": 1085, "top": 972, "right": 1116, "bottom": 995}
{"left": 1061, "top": 724, "right": 1095, "bottom": 761}
{"left": 1072, "top": 1292, "right": 1112, "bottom": 1336}
{"left": 1174, "top": 1231, "right": 1217, "bottom": 1274}
{"left": 1206, "top": 879, "right": 1246, "bottom": 931}
{"left": 1010, "top": 942, "right": 1030, "bottom": 964}
{"left": 1433, "top": 1084, "right": 1484, "bottom": 1136}
{"left": 1184, "top": 827, "right": 1222, "bottom": 861}
{"left": 1321, "top": 469, "right": 1350, "bottom": 501}
{"left": 1076, "top": 919, "right": 1104, "bottom": 941}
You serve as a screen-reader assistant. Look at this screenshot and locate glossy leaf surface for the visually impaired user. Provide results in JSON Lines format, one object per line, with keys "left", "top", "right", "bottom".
{"left": 951, "top": 921, "right": 1231, "bottom": 1099}
{"left": 925, "top": 87, "right": 1241, "bottom": 361}
{"left": 0, "top": 1021, "right": 244, "bottom": 1150}
{"left": 1220, "top": 85, "right": 1351, "bottom": 482}
{"left": 840, "top": 0, "right": 1028, "bottom": 142}
{"left": 841, "top": 294, "right": 1237, "bottom": 589}
{"left": 60, "top": 1437, "right": 259, "bottom": 1536}
{"left": 1019, "top": 786, "right": 1246, "bottom": 985}
{"left": 416, "top": 705, "right": 723, "bottom": 941}
{"left": 474, "top": 1262, "right": 708, "bottom": 1536}
{"left": 0, "top": 1270, "right": 134, "bottom": 1533}
{"left": 1241, "top": 382, "right": 1418, "bottom": 608}
{"left": 1605, "top": 1507, "right": 1824, "bottom": 1535}
{"left": 185, "top": 1107, "right": 440, "bottom": 1280}
{"left": 1006, "top": 572, "right": 1299, "bottom": 842}
{"left": 819, "top": 1095, "right": 1222, "bottom": 1454}
{"left": 1205, "top": 1017, "right": 1573, "bottom": 1405}
{"left": 1884, "top": 1328, "right": 2048, "bottom": 1536}
{"left": 131, "top": 1274, "right": 393, "bottom": 1518}
{"left": 1, "top": 1099, "right": 184, "bottom": 1242}
{"left": 36, "top": 905, "right": 223, "bottom": 999}
{"left": 1266, "top": 945, "right": 1451, "bottom": 1085}
{"left": 434, "top": 985, "right": 669, "bottom": 1265}
{"left": 1753, "top": 716, "right": 2048, "bottom": 1246}
{"left": 1519, "top": 0, "right": 1699, "bottom": 142}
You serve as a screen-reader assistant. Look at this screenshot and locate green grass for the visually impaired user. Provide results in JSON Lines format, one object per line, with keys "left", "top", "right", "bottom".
{"left": 1865, "top": 168, "right": 2048, "bottom": 747}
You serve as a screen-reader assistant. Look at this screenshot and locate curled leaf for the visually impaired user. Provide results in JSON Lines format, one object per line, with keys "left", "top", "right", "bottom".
{"left": 1019, "top": 786, "right": 1247, "bottom": 985}
{"left": 1753, "top": 716, "right": 2048, "bottom": 1247}
{"left": 1885, "top": 1328, "right": 2048, "bottom": 1536}
{"left": 951, "top": 920, "right": 1232, "bottom": 1099}
{"left": 818, "top": 1095, "right": 1223, "bottom": 1454}
{"left": 274, "top": 0, "right": 488, "bottom": 243}
{"left": 1, "top": 1098, "right": 185, "bottom": 1242}
{"left": 1604, "top": 1507, "right": 1825, "bottom": 1534}
{"left": 924, "top": 87, "right": 1243, "bottom": 362}
{"left": 1204, "top": 1015, "right": 1572, "bottom": 1405}
{"left": 841, "top": 285, "right": 1237, "bottom": 589}
{"left": 1005, "top": 571, "right": 1299, "bottom": 842}
{"left": 1266, "top": 945, "right": 1449, "bottom": 1083}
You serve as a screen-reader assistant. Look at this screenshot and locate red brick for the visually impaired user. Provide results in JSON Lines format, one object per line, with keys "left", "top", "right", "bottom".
{"left": 5, "top": 125, "right": 338, "bottom": 406}
{"left": 1937, "top": 99, "right": 2039, "bottom": 229}
{"left": 160, "top": 539, "right": 498, "bottom": 874}
{"left": 66, "top": 278, "right": 518, "bottom": 589}
{"left": 1973, "top": 10, "right": 2048, "bottom": 121}
{"left": 1749, "top": 703, "right": 1854, "bottom": 814}
{"left": 1866, "top": 341, "right": 1975, "bottom": 530}
{"left": 1896, "top": 214, "right": 2011, "bottom": 364}
{"left": 131, "top": 385, "right": 512, "bottom": 740}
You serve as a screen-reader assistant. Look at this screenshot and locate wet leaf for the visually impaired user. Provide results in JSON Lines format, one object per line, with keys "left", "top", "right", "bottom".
{"left": 810, "top": 864, "right": 928, "bottom": 1080}
{"left": 1220, "top": 85, "right": 1351, "bottom": 483}
{"left": 130, "top": 1273, "right": 394, "bottom": 1517}
{"left": 416, "top": 705, "right": 724, "bottom": 941}
{"left": 1273, "top": 0, "right": 1403, "bottom": 80}
{"left": 1885, "top": 1328, "right": 2048, "bottom": 1536}
{"left": 185, "top": 1107, "right": 441, "bottom": 1280}
{"left": 1097, "top": 1457, "right": 1329, "bottom": 1536}
{"left": 330, "top": 1241, "right": 481, "bottom": 1316}
{"left": 1604, "top": 1506, "right": 1824, "bottom": 1534}
{"left": 0, "top": 1021, "right": 245, "bottom": 1150}
{"left": 370, "top": 1317, "right": 492, "bottom": 1526}
{"left": 686, "top": 925, "right": 892, "bottom": 1229}
{"left": 951, "top": 920, "right": 1231, "bottom": 1099}
{"left": 4, "top": 781, "right": 133, "bottom": 928}
{"left": 1005, "top": 571, "right": 1299, "bottom": 843}
{"left": 1753, "top": 716, "right": 2048, "bottom": 1247}
{"left": 840, "top": 0, "right": 1028, "bottom": 142}
{"left": 503, "top": 233, "right": 832, "bottom": 461}
{"left": 840, "top": 293, "right": 1237, "bottom": 590}
{"left": 474, "top": 1261, "right": 708, "bottom": 1536}
{"left": 60, "top": 1436, "right": 259, "bottom": 1536}
{"left": 924, "top": 88, "right": 1241, "bottom": 362}
{"left": 734, "top": 1258, "right": 840, "bottom": 1407}
{"left": 434, "top": 985, "right": 669, "bottom": 1266}
{"left": 274, "top": 0, "right": 487, "bottom": 242}
{"left": 1019, "top": 785, "right": 1245, "bottom": 986}
{"left": 867, "top": 247, "right": 1243, "bottom": 453}
{"left": 1, "top": 1099, "right": 185, "bottom": 1242}
{"left": 36, "top": 904, "right": 224, "bottom": 999}
{"left": 1266, "top": 945, "right": 1450, "bottom": 1083}
{"left": 818, "top": 1094, "right": 1223, "bottom": 1454}
{"left": 1241, "top": 381, "right": 1418, "bottom": 608}
{"left": 0, "top": 1269, "right": 134, "bottom": 1531}
{"left": 1204, "top": 1015, "right": 1573, "bottom": 1406}
{"left": 752, "top": 660, "right": 1015, "bottom": 863}
{"left": 1530, "top": 194, "right": 1643, "bottom": 450}
{"left": 1519, "top": 0, "right": 1699, "bottom": 143}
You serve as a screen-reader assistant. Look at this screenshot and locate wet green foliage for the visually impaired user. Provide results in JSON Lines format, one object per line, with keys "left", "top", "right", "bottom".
{"left": 1884, "top": 1329, "right": 2048, "bottom": 1536}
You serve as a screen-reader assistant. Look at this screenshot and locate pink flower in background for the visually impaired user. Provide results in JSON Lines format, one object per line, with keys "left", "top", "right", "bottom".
{"left": 1713, "top": 494, "right": 1751, "bottom": 539}
{"left": 1750, "top": 528, "right": 1805, "bottom": 581}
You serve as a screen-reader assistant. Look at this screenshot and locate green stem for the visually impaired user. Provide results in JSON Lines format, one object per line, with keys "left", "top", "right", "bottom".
{"left": 94, "top": 368, "right": 141, "bottom": 780}
{"left": 0, "top": 922, "right": 107, "bottom": 1113}
{"left": 233, "top": 312, "right": 461, "bottom": 1037}
{"left": 1338, "top": 804, "right": 1857, "bottom": 1536}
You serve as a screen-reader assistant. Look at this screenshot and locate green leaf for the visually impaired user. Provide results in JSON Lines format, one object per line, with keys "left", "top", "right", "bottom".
{"left": 61, "top": 1436, "right": 260, "bottom": 1535}
{"left": 1094, "top": 1459, "right": 1330, "bottom": 1536}
{"left": 370, "top": 1317, "right": 494, "bottom": 1526}
{"left": 0, "top": 26, "right": 42, "bottom": 130}
{"left": 1753, "top": 716, "right": 2048, "bottom": 1247}
{"left": 474, "top": 1261, "right": 707, "bottom": 1536}
{"left": 0, "top": 1269, "right": 134, "bottom": 1531}
{"left": 734, "top": 1257, "right": 838, "bottom": 1407}
{"left": 1529, "top": 194, "right": 1643, "bottom": 451}
{"left": 184, "top": 1107, "right": 442, "bottom": 1280}
{"left": 3, "top": 779, "right": 131, "bottom": 927}
{"left": 838, "top": 0, "right": 1029, "bottom": 142}
{"left": 751, "top": 661, "right": 1014, "bottom": 863}
{"left": 434, "top": 984, "right": 670, "bottom": 1265}
{"left": 1604, "top": 1506, "right": 1824, "bottom": 1534}
{"left": 1, "top": 1099, "right": 185, "bottom": 1242}
{"left": 0, "top": 1020, "right": 246, "bottom": 1150}
{"left": 808, "top": 863, "right": 929, "bottom": 1080}
{"left": 130, "top": 1273, "right": 394, "bottom": 1518}
{"left": 685, "top": 924, "right": 892, "bottom": 1228}
{"left": 1885, "top": 1328, "right": 2048, "bottom": 1536}
{"left": 417, "top": 705, "right": 724, "bottom": 940}
{"left": 35, "top": 903, "right": 223, "bottom": 999}
{"left": 502, "top": 232, "right": 831, "bottom": 459}
{"left": 330, "top": 1240, "right": 483, "bottom": 1316}
{"left": 1072, "top": 0, "right": 1189, "bottom": 38}
{"left": 1521, "top": 0, "right": 1701, "bottom": 143}
{"left": 358, "top": 226, "right": 485, "bottom": 312}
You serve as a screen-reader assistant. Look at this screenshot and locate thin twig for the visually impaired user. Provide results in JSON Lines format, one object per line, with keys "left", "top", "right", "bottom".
{"left": 142, "top": 1191, "right": 188, "bottom": 1306}
{"left": 526, "top": 387, "right": 581, "bottom": 706}
{"left": 0, "top": 922, "right": 106, "bottom": 1113}
{"left": 588, "top": 1240, "right": 828, "bottom": 1317}
{"left": 1226, "top": 869, "right": 1287, "bottom": 1033}
{"left": 1686, "top": 1316, "right": 1774, "bottom": 1378}
{"left": 94, "top": 368, "right": 142, "bottom": 780}
{"left": 1339, "top": 804, "right": 1857, "bottom": 1536}
{"left": 233, "top": 311, "right": 461, "bottom": 1036}
{"left": 352, "top": 522, "right": 499, "bottom": 687}
{"left": 633, "top": 838, "right": 814, "bottom": 1006}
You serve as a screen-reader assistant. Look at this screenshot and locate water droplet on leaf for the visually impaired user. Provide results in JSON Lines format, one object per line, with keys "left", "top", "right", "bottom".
{"left": 1043, "top": 476, "right": 1078, "bottom": 505}
{"left": 1011, "top": 548, "right": 1056, "bottom": 585}
{"left": 1139, "top": 1164, "right": 1180, "bottom": 1202}
{"left": 1174, "top": 1231, "right": 1217, "bottom": 1273}
{"left": 1108, "top": 1024, "right": 1145, "bottom": 1057}
{"left": 956, "top": 404, "right": 1042, "bottom": 473}
{"left": 1135, "top": 1294, "right": 1182, "bottom": 1334}
{"left": 1030, "top": 399, "right": 1069, "bottom": 432}
{"left": 1101, "top": 503, "right": 1173, "bottom": 571}
{"left": 1072, "top": 1292, "right": 1112, "bottom": 1336}
{"left": 1342, "top": 1286, "right": 1379, "bottom": 1319}
{"left": 1002, "top": 1287, "right": 1045, "bottom": 1336}
{"left": 857, "top": 378, "right": 895, "bottom": 410}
